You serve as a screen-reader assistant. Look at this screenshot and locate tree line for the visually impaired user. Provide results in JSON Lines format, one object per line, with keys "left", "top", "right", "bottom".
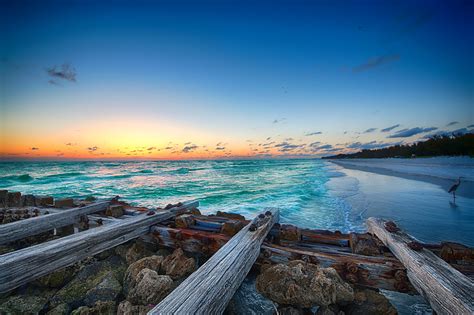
{"left": 323, "top": 133, "right": 474, "bottom": 159}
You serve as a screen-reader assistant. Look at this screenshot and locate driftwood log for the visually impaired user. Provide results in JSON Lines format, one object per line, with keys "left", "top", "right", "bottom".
{"left": 149, "top": 208, "right": 279, "bottom": 315}
{"left": 0, "top": 201, "right": 110, "bottom": 245}
{"left": 0, "top": 201, "right": 198, "bottom": 293}
{"left": 367, "top": 217, "right": 474, "bottom": 315}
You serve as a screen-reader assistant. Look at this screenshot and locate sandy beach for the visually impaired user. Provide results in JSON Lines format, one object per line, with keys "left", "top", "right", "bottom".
{"left": 329, "top": 157, "right": 474, "bottom": 198}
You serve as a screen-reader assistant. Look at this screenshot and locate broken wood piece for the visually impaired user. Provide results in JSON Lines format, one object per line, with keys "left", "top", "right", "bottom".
{"left": 367, "top": 217, "right": 474, "bottom": 315}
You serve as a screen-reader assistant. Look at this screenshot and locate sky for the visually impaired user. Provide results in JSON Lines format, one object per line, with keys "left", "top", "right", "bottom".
{"left": 1, "top": 0, "right": 473, "bottom": 160}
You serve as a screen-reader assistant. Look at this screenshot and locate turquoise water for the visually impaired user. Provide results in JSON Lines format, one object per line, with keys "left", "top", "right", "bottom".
{"left": 1, "top": 159, "right": 473, "bottom": 246}
{"left": 0, "top": 160, "right": 360, "bottom": 232}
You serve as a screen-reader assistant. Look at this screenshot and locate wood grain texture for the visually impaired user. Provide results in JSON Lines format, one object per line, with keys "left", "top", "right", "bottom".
{"left": 149, "top": 208, "right": 279, "bottom": 315}
{"left": 0, "top": 201, "right": 198, "bottom": 293}
{"left": 0, "top": 201, "right": 110, "bottom": 245}
{"left": 367, "top": 217, "right": 474, "bottom": 315}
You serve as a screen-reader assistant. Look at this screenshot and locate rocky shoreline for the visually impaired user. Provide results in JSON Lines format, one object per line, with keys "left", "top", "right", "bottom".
{"left": 0, "top": 192, "right": 399, "bottom": 315}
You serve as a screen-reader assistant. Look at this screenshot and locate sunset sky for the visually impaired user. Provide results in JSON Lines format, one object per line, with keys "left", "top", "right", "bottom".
{"left": 1, "top": 0, "right": 473, "bottom": 160}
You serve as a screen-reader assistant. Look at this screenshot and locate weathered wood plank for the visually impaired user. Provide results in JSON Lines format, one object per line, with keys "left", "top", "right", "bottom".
{"left": 149, "top": 209, "right": 279, "bottom": 315}
{"left": 0, "top": 201, "right": 198, "bottom": 294}
{"left": 0, "top": 201, "right": 110, "bottom": 245}
{"left": 367, "top": 217, "right": 474, "bottom": 315}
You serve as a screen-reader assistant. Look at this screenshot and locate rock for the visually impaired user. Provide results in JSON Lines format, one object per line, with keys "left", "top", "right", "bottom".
{"left": 47, "top": 303, "right": 71, "bottom": 315}
{"left": 440, "top": 242, "right": 474, "bottom": 263}
{"left": 0, "top": 190, "right": 7, "bottom": 207}
{"left": 0, "top": 245, "right": 15, "bottom": 255}
{"left": 83, "top": 271, "right": 122, "bottom": 306}
{"left": 161, "top": 248, "right": 196, "bottom": 279}
{"left": 189, "top": 208, "right": 201, "bottom": 215}
{"left": 54, "top": 198, "right": 74, "bottom": 208}
{"left": 123, "top": 255, "right": 164, "bottom": 294}
{"left": 350, "top": 234, "right": 381, "bottom": 256}
{"left": 342, "top": 288, "right": 397, "bottom": 315}
{"left": 56, "top": 224, "right": 75, "bottom": 236}
{"left": 125, "top": 241, "right": 155, "bottom": 265}
{"left": 277, "top": 306, "right": 308, "bottom": 315}
{"left": 256, "top": 261, "right": 353, "bottom": 308}
{"left": 85, "top": 196, "right": 97, "bottom": 202}
{"left": 71, "top": 301, "right": 116, "bottom": 315}
{"left": 115, "top": 242, "right": 133, "bottom": 260}
{"left": 35, "top": 267, "right": 75, "bottom": 288}
{"left": 117, "top": 300, "right": 152, "bottom": 315}
{"left": 0, "top": 287, "right": 56, "bottom": 315}
{"left": 106, "top": 205, "right": 124, "bottom": 218}
{"left": 127, "top": 269, "right": 173, "bottom": 305}
{"left": 175, "top": 214, "right": 195, "bottom": 228}
{"left": 221, "top": 219, "right": 245, "bottom": 236}
{"left": 21, "top": 194, "right": 36, "bottom": 206}
{"left": 50, "top": 256, "right": 126, "bottom": 309}
{"left": 280, "top": 224, "right": 301, "bottom": 241}
{"left": 36, "top": 196, "right": 54, "bottom": 206}
{"left": 7, "top": 192, "right": 21, "bottom": 207}
{"left": 316, "top": 304, "right": 345, "bottom": 315}
{"left": 216, "top": 211, "right": 245, "bottom": 220}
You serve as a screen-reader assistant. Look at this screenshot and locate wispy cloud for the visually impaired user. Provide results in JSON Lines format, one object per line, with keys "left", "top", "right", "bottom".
{"left": 381, "top": 124, "right": 400, "bottom": 132}
{"left": 446, "top": 121, "right": 459, "bottom": 127}
{"left": 215, "top": 146, "right": 226, "bottom": 150}
{"left": 387, "top": 127, "right": 437, "bottom": 138}
{"left": 182, "top": 144, "right": 198, "bottom": 153}
{"left": 46, "top": 63, "right": 77, "bottom": 84}
{"left": 274, "top": 141, "right": 304, "bottom": 152}
{"left": 353, "top": 54, "right": 400, "bottom": 73}
{"left": 305, "top": 131, "right": 322, "bottom": 136}
{"left": 31, "top": 147, "right": 39, "bottom": 150}
{"left": 363, "top": 128, "right": 377, "bottom": 133}
{"left": 87, "top": 146, "right": 99, "bottom": 152}
{"left": 272, "top": 118, "right": 287, "bottom": 124}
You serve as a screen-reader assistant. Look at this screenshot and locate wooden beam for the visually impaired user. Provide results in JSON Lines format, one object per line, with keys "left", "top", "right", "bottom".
{"left": 0, "top": 201, "right": 198, "bottom": 294}
{"left": 0, "top": 201, "right": 110, "bottom": 245}
{"left": 149, "top": 209, "right": 279, "bottom": 315}
{"left": 367, "top": 217, "right": 474, "bottom": 315}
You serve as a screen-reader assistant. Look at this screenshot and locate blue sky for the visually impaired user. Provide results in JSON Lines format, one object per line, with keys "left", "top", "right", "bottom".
{"left": 1, "top": 0, "right": 473, "bottom": 159}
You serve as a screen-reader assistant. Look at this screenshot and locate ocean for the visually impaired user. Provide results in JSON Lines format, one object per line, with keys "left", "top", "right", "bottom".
{"left": 1, "top": 159, "right": 473, "bottom": 246}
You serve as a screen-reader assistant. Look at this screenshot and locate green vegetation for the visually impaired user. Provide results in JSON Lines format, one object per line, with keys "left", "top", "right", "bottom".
{"left": 323, "top": 133, "right": 474, "bottom": 159}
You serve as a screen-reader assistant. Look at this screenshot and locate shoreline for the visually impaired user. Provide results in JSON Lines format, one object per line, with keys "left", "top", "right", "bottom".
{"left": 329, "top": 157, "right": 474, "bottom": 199}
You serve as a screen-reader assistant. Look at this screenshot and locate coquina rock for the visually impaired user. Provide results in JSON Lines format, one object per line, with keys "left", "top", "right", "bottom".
{"left": 70, "top": 301, "right": 116, "bottom": 315}
{"left": 161, "top": 248, "right": 196, "bottom": 279}
{"left": 117, "top": 300, "right": 153, "bottom": 315}
{"left": 49, "top": 256, "right": 126, "bottom": 309}
{"left": 127, "top": 268, "right": 173, "bottom": 305}
{"left": 256, "top": 261, "right": 354, "bottom": 308}
{"left": 341, "top": 288, "right": 397, "bottom": 315}
{"left": 125, "top": 241, "right": 156, "bottom": 265}
{"left": 123, "top": 255, "right": 164, "bottom": 294}
{"left": 0, "top": 287, "right": 57, "bottom": 314}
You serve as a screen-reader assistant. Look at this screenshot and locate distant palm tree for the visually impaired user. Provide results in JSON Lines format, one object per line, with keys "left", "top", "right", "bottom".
{"left": 448, "top": 177, "right": 462, "bottom": 202}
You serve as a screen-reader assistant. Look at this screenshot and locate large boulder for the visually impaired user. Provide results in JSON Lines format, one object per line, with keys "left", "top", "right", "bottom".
{"left": 49, "top": 256, "right": 126, "bottom": 309}
{"left": 127, "top": 268, "right": 173, "bottom": 305}
{"left": 83, "top": 271, "right": 122, "bottom": 306}
{"left": 161, "top": 248, "right": 196, "bottom": 279}
{"left": 125, "top": 241, "right": 155, "bottom": 265}
{"left": 256, "top": 261, "right": 354, "bottom": 308}
{"left": 117, "top": 300, "right": 153, "bottom": 315}
{"left": 342, "top": 288, "right": 397, "bottom": 315}
{"left": 123, "top": 255, "right": 164, "bottom": 294}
